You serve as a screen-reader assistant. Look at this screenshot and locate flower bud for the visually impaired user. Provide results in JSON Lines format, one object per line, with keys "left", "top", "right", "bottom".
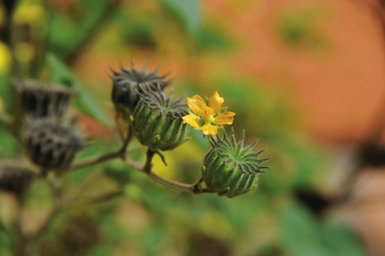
{"left": 132, "top": 84, "right": 190, "bottom": 151}
{"left": 0, "top": 165, "right": 35, "bottom": 195}
{"left": 22, "top": 118, "right": 83, "bottom": 170}
{"left": 111, "top": 62, "right": 170, "bottom": 115}
{"left": 201, "top": 131, "right": 269, "bottom": 198}
{"left": 15, "top": 80, "right": 74, "bottom": 118}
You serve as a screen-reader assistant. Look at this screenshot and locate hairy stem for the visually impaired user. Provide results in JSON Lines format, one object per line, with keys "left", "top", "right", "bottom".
{"left": 124, "top": 150, "right": 209, "bottom": 194}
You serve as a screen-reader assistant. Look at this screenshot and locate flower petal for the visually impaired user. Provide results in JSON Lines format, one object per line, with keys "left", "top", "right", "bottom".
{"left": 215, "top": 111, "right": 235, "bottom": 125}
{"left": 182, "top": 114, "right": 200, "bottom": 128}
{"left": 208, "top": 91, "right": 224, "bottom": 114}
{"left": 187, "top": 95, "right": 207, "bottom": 116}
{"left": 202, "top": 124, "right": 218, "bottom": 136}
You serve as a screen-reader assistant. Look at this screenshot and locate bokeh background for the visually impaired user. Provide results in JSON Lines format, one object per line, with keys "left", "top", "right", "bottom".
{"left": 2, "top": 0, "right": 385, "bottom": 255}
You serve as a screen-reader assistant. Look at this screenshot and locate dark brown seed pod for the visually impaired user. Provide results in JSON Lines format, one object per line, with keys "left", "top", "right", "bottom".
{"left": 110, "top": 61, "right": 170, "bottom": 115}
{"left": 22, "top": 118, "right": 83, "bottom": 171}
{"left": 15, "top": 80, "right": 74, "bottom": 118}
{"left": 132, "top": 84, "right": 190, "bottom": 151}
{"left": 0, "top": 165, "right": 35, "bottom": 195}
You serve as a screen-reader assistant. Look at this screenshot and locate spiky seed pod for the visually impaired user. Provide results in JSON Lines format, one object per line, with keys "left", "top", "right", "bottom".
{"left": 0, "top": 165, "right": 35, "bottom": 195}
{"left": 202, "top": 131, "right": 270, "bottom": 198}
{"left": 111, "top": 62, "right": 170, "bottom": 114}
{"left": 132, "top": 84, "right": 190, "bottom": 151}
{"left": 22, "top": 118, "right": 83, "bottom": 170}
{"left": 15, "top": 80, "right": 74, "bottom": 118}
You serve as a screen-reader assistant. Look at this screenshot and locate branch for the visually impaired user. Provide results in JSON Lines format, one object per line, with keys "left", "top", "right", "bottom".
{"left": 68, "top": 125, "right": 133, "bottom": 172}
{"left": 124, "top": 149, "right": 210, "bottom": 194}
{"left": 68, "top": 150, "right": 123, "bottom": 171}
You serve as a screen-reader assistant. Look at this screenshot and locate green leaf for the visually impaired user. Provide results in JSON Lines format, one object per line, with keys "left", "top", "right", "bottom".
{"left": 0, "top": 220, "right": 12, "bottom": 255}
{"left": 47, "top": 0, "right": 110, "bottom": 58}
{"left": 0, "top": 126, "right": 20, "bottom": 158}
{"left": 279, "top": 204, "right": 365, "bottom": 256}
{"left": 196, "top": 25, "right": 233, "bottom": 52}
{"left": 46, "top": 53, "right": 112, "bottom": 127}
{"left": 279, "top": 204, "right": 324, "bottom": 256}
{"left": 321, "top": 221, "right": 365, "bottom": 256}
{"left": 160, "top": 0, "right": 201, "bottom": 36}
{"left": 0, "top": 75, "right": 14, "bottom": 112}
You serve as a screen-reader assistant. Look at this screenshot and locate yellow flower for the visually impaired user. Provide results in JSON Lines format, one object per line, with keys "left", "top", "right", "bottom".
{"left": 182, "top": 91, "right": 235, "bottom": 136}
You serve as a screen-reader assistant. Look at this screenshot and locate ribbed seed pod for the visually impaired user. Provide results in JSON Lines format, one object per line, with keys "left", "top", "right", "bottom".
{"left": 0, "top": 165, "right": 35, "bottom": 195}
{"left": 132, "top": 84, "right": 190, "bottom": 151}
{"left": 15, "top": 80, "right": 74, "bottom": 118}
{"left": 111, "top": 62, "right": 170, "bottom": 115}
{"left": 23, "top": 118, "right": 83, "bottom": 170}
{"left": 202, "top": 131, "right": 269, "bottom": 198}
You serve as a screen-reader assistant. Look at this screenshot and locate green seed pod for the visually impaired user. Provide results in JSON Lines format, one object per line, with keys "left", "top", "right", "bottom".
{"left": 111, "top": 62, "right": 170, "bottom": 115}
{"left": 15, "top": 80, "right": 74, "bottom": 118}
{"left": 22, "top": 118, "right": 83, "bottom": 170}
{"left": 202, "top": 131, "right": 269, "bottom": 198}
{"left": 0, "top": 165, "right": 35, "bottom": 195}
{"left": 132, "top": 84, "right": 190, "bottom": 151}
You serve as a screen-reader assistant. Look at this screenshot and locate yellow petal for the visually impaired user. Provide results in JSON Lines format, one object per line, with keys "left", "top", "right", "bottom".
{"left": 208, "top": 91, "right": 224, "bottom": 114}
{"left": 215, "top": 111, "right": 235, "bottom": 125}
{"left": 182, "top": 114, "right": 200, "bottom": 128}
{"left": 201, "top": 124, "right": 218, "bottom": 136}
{"left": 187, "top": 95, "right": 207, "bottom": 116}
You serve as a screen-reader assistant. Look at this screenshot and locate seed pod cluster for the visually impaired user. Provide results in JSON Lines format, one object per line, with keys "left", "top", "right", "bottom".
{"left": 111, "top": 62, "right": 170, "bottom": 115}
{"left": 23, "top": 118, "right": 83, "bottom": 170}
{"left": 202, "top": 131, "right": 269, "bottom": 198}
{"left": 0, "top": 165, "right": 35, "bottom": 195}
{"left": 15, "top": 80, "right": 84, "bottom": 171}
{"left": 132, "top": 84, "right": 190, "bottom": 151}
{"left": 16, "top": 80, "right": 74, "bottom": 118}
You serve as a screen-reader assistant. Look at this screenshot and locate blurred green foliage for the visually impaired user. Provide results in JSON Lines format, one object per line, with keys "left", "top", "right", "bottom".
{"left": 46, "top": 53, "right": 113, "bottom": 127}
{"left": 0, "top": 0, "right": 365, "bottom": 255}
{"left": 277, "top": 5, "right": 327, "bottom": 51}
{"left": 160, "top": 0, "right": 201, "bottom": 36}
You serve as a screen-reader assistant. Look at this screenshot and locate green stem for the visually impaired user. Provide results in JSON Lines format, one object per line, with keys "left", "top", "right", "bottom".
{"left": 124, "top": 150, "right": 210, "bottom": 194}
{"left": 68, "top": 125, "right": 132, "bottom": 172}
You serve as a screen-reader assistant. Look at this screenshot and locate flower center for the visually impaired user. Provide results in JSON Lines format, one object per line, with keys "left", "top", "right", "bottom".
{"left": 206, "top": 115, "right": 216, "bottom": 124}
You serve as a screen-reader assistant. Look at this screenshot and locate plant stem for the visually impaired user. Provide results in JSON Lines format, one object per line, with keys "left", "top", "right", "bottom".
{"left": 68, "top": 125, "right": 132, "bottom": 172}
{"left": 124, "top": 149, "right": 210, "bottom": 194}
{"left": 68, "top": 150, "right": 123, "bottom": 171}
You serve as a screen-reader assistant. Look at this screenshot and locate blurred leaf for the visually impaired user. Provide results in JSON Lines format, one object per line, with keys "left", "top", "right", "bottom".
{"left": 114, "top": 10, "right": 157, "bottom": 49}
{"left": 104, "top": 159, "right": 133, "bottom": 187}
{"left": 46, "top": 53, "right": 112, "bottom": 127}
{"left": 0, "top": 75, "right": 15, "bottom": 113}
{"left": 321, "top": 221, "right": 365, "bottom": 256}
{"left": 141, "top": 222, "right": 167, "bottom": 255}
{"left": 47, "top": 0, "right": 111, "bottom": 58}
{"left": 280, "top": 204, "right": 365, "bottom": 256}
{"left": 196, "top": 25, "right": 233, "bottom": 52}
{"left": 277, "top": 5, "right": 326, "bottom": 50}
{"left": 0, "top": 220, "right": 12, "bottom": 255}
{"left": 46, "top": 14, "right": 78, "bottom": 57}
{"left": 279, "top": 203, "right": 324, "bottom": 256}
{"left": 0, "top": 126, "right": 19, "bottom": 158}
{"left": 160, "top": 0, "right": 201, "bottom": 36}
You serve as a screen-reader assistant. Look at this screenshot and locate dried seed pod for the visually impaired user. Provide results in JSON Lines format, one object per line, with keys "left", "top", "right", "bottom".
{"left": 111, "top": 62, "right": 170, "bottom": 115}
{"left": 23, "top": 118, "right": 83, "bottom": 170}
{"left": 0, "top": 165, "right": 35, "bottom": 195}
{"left": 132, "top": 84, "right": 190, "bottom": 151}
{"left": 15, "top": 80, "right": 74, "bottom": 118}
{"left": 202, "top": 131, "right": 269, "bottom": 198}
